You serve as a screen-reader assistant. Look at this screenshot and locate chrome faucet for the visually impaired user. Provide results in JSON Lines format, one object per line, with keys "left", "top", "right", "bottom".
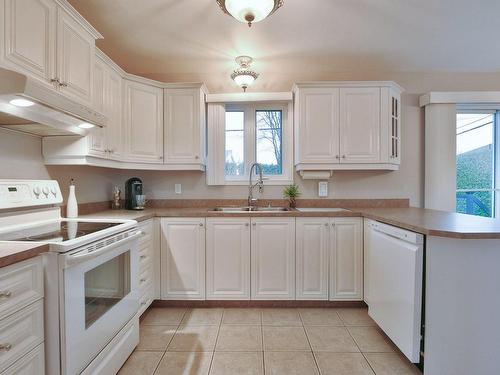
{"left": 248, "top": 163, "right": 264, "bottom": 208}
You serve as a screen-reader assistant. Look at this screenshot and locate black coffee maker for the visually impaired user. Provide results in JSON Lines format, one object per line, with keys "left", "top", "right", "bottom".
{"left": 125, "top": 177, "right": 143, "bottom": 210}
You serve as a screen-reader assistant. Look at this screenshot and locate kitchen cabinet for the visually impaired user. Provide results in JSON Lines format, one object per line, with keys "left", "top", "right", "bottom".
{"left": 0, "top": 0, "right": 100, "bottom": 105}
{"left": 164, "top": 86, "right": 207, "bottom": 169}
{"left": 160, "top": 218, "right": 205, "bottom": 300}
{"left": 206, "top": 218, "right": 250, "bottom": 300}
{"left": 137, "top": 219, "right": 159, "bottom": 315}
{"left": 1, "top": 0, "right": 56, "bottom": 86}
{"left": 123, "top": 79, "right": 164, "bottom": 163}
{"left": 339, "top": 87, "right": 381, "bottom": 163}
{"left": 293, "top": 82, "right": 403, "bottom": 176}
{"left": 296, "top": 218, "right": 329, "bottom": 300}
{"left": 295, "top": 87, "right": 340, "bottom": 165}
{"left": 329, "top": 217, "right": 363, "bottom": 301}
{"left": 88, "top": 50, "right": 123, "bottom": 160}
{"left": 56, "top": 7, "right": 94, "bottom": 105}
{"left": 251, "top": 217, "right": 295, "bottom": 300}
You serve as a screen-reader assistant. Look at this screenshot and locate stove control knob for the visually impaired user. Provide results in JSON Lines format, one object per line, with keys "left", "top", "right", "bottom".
{"left": 33, "top": 187, "right": 41, "bottom": 198}
{"left": 42, "top": 186, "right": 49, "bottom": 197}
{"left": 50, "top": 187, "right": 57, "bottom": 197}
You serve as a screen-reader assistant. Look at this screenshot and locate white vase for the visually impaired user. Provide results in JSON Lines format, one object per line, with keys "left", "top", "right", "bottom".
{"left": 67, "top": 182, "right": 78, "bottom": 218}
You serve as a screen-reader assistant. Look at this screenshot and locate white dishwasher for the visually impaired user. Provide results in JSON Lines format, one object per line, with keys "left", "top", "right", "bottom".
{"left": 366, "top": 219, "right": 424, "bottom": 363}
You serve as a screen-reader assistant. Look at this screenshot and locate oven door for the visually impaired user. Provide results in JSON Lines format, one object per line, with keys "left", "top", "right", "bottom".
{"left": 61, "top": 230, "right": 140, "bottom": 375}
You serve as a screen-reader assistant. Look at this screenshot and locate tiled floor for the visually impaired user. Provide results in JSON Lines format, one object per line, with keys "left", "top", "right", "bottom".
{"left": 118, "top": 307, "right": 422, "bottom": 375}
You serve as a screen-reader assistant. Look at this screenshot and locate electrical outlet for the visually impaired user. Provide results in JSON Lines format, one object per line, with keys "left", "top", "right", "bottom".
{"left": 174, "top": 184, "right": 182, "bottom": 194}
{"left": 318, "top": 181, "right": 328, "bottom": 197}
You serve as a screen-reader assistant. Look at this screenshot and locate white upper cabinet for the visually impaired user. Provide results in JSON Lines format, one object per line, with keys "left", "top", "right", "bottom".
{"left": 56, "top": 7, "right": 94, "bottom": 105}
{"left": 339, "top": 87, "right": 381, "bottom": 163}
{"left": 164, "top": 87, "right": 206, "bottom": 169}
{"left": 0, "top": 0, "right": 101, "bottom": 104}
{"left": 1, "top": 0, "right": 56, "bottom": 85}
{"left": 329, "top": 217, "right": 363, "bottom": 301}
{"left": 295, "top": 87, "right": 340, "bottom": 164}
{"left": 105, "top": 68, "right": 122, "bottom": 160}
{"left": 88, "top": 57, "right": 106, "bottom": 157}
{"left": 293, "top": 82, "right": 403, "bottom": 174}
{"left": 296, "top": 218, "right": 329, "bottom": 300}
{"left": 206, "top": 218, "right": 251, "bottom": 300}
{"left": 123, "top": 79, "right": 164, "bottom": 163}
{"left": 251, "top": 218, "right": 295, "bottom": 300}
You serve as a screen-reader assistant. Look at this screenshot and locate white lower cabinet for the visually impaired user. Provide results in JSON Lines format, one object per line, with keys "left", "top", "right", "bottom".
{"left": 160, "top": 218, "right": 205, "bottom": 300}
{"left": 296, "top": 218, "right": 329, "bottom": 300}
{"left": 206, "top": 218, "right": 251, "bottom": 300}
{"left": 251, "top": 218, "right": 296, "bottom": 300}
{"left": 137, "top": 219, "right": 159, "bottom": 315}
{"left": 329, "top": 217, "right": 363, "bottom": 301}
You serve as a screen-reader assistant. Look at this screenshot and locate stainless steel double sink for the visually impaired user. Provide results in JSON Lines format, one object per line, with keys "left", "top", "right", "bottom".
{"left": 210, "top": 206, "right": 292, "bottom": 212}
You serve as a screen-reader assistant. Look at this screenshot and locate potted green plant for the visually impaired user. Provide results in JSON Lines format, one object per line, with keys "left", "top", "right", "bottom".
{"left": 283, "top": 184, "right": 300, "bottom": 208}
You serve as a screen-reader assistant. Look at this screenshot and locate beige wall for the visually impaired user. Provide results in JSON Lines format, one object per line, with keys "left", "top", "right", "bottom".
{"left": 2, "top": 71, "right": 500, "bottom": 207}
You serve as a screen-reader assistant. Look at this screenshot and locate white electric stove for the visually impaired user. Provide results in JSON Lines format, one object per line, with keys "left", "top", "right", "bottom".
{"left": 0, "top": 180, "right": 142, "bottom": 375}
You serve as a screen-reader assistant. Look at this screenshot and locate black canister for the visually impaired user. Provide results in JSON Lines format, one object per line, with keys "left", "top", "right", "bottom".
{"left": 125, "top": 177, "right": 143, "bottom": 210}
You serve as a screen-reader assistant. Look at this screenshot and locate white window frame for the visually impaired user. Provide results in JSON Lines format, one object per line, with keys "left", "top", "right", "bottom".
{"left": 456, "top": 105, "right": 500, "bottom": 218}
{"left": 207, "top": 101, "right": 293, "bottom": 186}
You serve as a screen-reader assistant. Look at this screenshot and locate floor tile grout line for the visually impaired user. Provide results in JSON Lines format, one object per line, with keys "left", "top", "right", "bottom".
{"left": 152, "top": 350, "right": 168, "bottom": 375}
{"left": 298, "top": 309, "right": 322, "bottom": 375}
{"left": 344, "top": 323, "right": 377, "bottom": 374}
{"left": 207, "top": 310, "right": 223, "bottom": 374}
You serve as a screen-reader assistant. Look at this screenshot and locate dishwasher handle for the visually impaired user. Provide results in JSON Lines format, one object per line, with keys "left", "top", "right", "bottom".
{"left": 369, "top": 221, "right": 423, "bottom": 244}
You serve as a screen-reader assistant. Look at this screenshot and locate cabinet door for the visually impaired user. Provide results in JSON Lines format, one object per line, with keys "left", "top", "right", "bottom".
{"left": 124, "top": 80, "right": 164, "bottom": 163}
{"left": 56, "top": 7, "right": 94, "bottom": 105}
{"left": 206, "top": 218, "right": 250, "bottom": 300}
{"left": 160, "top": 218, "right": 205, "bottom": 300}
{"left": 2, "top": 0, "right": 56, "bottom": 85}
{"left": 251, "top": 218, "right": 295, "bottom": 300}
{"left": 339, "top": 87, "right": 381, "bottom": 163}
{"left": 297, "top": 88, "right": 340, "bottom": 163}
{"left": 105, "top": 69, "right": 123, "bottom": 159}
{"left": 296, "top": 218, "right": 329, "bottom": 300}
{"left": 88, "top": 58, "right": 106, "bottom": 157}
{"left": 330, "top": 217, "right": 363, "bottom": 300}
{"left": 164, "top": 88, "right": 203, "bottom": 164}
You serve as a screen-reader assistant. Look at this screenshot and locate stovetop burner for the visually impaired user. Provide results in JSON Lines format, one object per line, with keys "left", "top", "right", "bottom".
{"left": 0, "top": 221, "right": 122, "bottom": 242}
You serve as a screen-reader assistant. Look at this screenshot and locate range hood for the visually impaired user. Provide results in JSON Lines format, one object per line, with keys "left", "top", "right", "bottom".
{"left": 0, "top": 67, "right": 106, "bottom": 136}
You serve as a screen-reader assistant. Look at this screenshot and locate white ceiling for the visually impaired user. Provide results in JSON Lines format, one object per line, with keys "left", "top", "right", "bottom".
{"left": 68, "top": 0, "right": 500, "bottom": 91}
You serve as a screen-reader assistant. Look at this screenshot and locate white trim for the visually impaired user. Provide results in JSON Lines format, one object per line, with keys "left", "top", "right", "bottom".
{"left": 420, "top": 92, "right": 500, "bottom": 107}
{"left": 206, "top": 92, "right": 292, "bottom": 103}
{"left": 293, "top": 81, "right": 404, "bottom": 93}
{"left": 54, "top": 0, "right": 103, "bottom": 39}
{"left": 295, "top": 163, "right": 399, "bottom": 171}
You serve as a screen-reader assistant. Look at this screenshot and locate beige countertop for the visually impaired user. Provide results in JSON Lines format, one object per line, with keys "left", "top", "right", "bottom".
{"left": 0, "top": 243, "right": 48, "bottom": 268}
{"left": 81, "top": 206, "right": 500, "bottom": 239}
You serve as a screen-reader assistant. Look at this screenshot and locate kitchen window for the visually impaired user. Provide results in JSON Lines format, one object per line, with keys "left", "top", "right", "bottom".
{"left": 207, "top": 102, "right": 293, "bottom": 185}
{"left": 456, "top": 110, "right": 498, "bottom": 217}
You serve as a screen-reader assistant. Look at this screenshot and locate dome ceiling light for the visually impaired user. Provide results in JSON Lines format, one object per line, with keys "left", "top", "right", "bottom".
{"left": 216, "top": 0, "right": 284, "bottom": 27}
{"left": 231, "top": 56, "right": 259, "bottom": 92}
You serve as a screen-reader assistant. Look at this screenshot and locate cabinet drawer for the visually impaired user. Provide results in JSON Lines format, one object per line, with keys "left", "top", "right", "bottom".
{"left": 139, "top": 247, "right": 153, "bottom": 270}
{"left": 0, "top": 258, "right": 43, "bottom": 319}
{"left": 0, "top": 300, "right": 44, "bottom": 373}
{"left": 138, "top": 220, "right": 154, "bottom": 243}
{"left": 1, "top": 343, "right": 44, "bottom": 375}
{"left": 139, "top": 264, "right": 153, "bottom": 292}
{"left": 139, "top": 289, "right": 154, "bottom": 315}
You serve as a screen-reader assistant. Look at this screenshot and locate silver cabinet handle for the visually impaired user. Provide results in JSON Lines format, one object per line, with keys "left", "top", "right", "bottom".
{"left": 141, "top": 302, "right": 146, "bottom": 306}
{"left": 139, "top": 231, "right": 146, "bottom": 236}
{"left": 0, "top": 343, "right": 12, "bottom": 351}
{"left": 324, "top": 223, "right": 329, "bottom": 227}
{"left": 245, "top": 223, "right": 250, "bottom": 227}
{"left": 59, "top": 81, "right": 68, "bottom": 87}
{"left": 335, "top": 155, "right": 340, "bottom": 159}
{"left": 140, "top": 278, "right": 146, "bottom": 283}
{"left": 0, "top": 291, "right": 12, "bottom": 298}
{"left": 342, "top": 155, "right": 346, "bottom": 159}
{"left": 199, "top": 223, "right": 204, "bottom": 227}
{"left": 252, "top": 223, "right": 257, "bottom": 226}
{"left": 50, "top": 78, "right": 60, "bottom": 84}
{"left": 195, "top": 155, "right": 199, "bottom": 159}
{"left": 159, "top": 156, "right": 163, "bottom": 159}
{"left": 140, "top": 255, "right": 147, "bottom": 260}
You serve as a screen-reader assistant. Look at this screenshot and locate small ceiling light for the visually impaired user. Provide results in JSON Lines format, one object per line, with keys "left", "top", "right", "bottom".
{"left": 9, "top": 98, "right": 35, "bottom": 107}
{"left": 231, "top": 56, "right": 259, "bottom": 92}
{"left": 78, "top": 122, "right": 95, "bottom": 129}
{"left": 217, "top": 0, "right": 284, "bottom": 27}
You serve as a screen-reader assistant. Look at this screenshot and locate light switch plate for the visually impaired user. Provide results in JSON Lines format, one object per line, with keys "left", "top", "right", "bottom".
{"left": 174, "top": 184, "right": 182, "bottom": 194}
{"left": 318, "top": 181, "right": 328, "bottom": 197}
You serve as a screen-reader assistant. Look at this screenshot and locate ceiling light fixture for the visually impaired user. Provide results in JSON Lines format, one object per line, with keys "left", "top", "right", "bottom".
{"left": 216, "top": 0, "right": 284, "bottom": 27}
{"left": 231, "top": 56, "right": 259, "bottom": 92}
{"left": 9, "top": 98, "right": 35, "bottom": 107}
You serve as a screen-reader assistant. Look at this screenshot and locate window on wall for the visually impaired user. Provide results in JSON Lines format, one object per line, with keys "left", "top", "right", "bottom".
{"left": 456, "top": 111, "right": 497, "bottom": 217}
{"left": 222, "top": 103, "right": 292, "bottom": 184}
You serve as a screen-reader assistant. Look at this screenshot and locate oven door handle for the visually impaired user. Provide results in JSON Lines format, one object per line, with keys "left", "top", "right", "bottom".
{"left": 63, "top": 230, "right": 143, "bottom": 268}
